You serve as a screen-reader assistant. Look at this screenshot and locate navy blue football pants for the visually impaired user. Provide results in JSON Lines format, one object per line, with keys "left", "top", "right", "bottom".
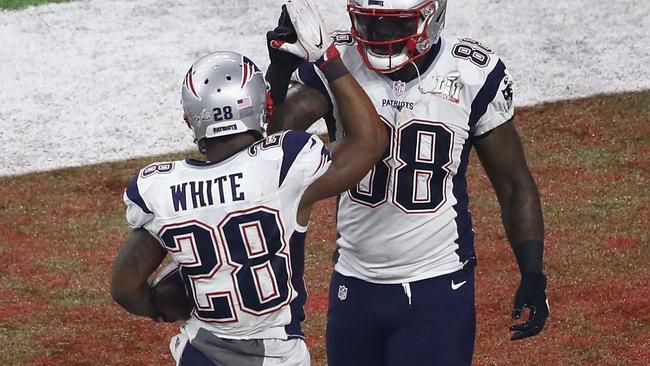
{"left": 179, "top": 343, "right": 215, "bottom": 366}
{"left": 326, "top": 267, "right": 476, "bottom": 366}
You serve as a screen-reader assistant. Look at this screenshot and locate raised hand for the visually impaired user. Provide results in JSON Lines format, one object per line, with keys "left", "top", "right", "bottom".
{"left": 269, "top": 0, "right": 334, "bottom": 63}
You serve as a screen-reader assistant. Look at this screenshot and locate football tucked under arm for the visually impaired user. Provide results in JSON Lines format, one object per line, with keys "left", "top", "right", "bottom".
{"left": 150, "top": 262, "right": 193, "bottom": 322}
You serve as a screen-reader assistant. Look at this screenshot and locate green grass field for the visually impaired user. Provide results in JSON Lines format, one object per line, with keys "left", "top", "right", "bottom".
{"left": 0, "top": 0, "right": 69, "bottom": 10}
{"left": 1, "top": 91, "right": 648, "bottom": 365}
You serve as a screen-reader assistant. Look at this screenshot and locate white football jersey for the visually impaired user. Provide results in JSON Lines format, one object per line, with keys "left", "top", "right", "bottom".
{"left": 123, "top": 131, "right": 331, "bottom": 340}
{"left": 294, "top": 35, "right": 514, "bottom": 283}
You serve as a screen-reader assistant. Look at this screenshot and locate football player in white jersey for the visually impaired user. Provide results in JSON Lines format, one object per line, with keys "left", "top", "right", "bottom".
{"left": 266, "top": 0, "right": 549, "bottom": 364}
{"left": 109, "top": 1, "right": 387, "bottom": 364}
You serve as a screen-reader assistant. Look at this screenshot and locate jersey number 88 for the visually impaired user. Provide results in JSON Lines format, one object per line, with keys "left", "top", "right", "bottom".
{"left": 348, "top": 119, "right": 454, "bottom": 213}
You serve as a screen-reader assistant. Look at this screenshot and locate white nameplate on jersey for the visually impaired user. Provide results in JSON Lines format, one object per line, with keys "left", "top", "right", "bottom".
{"left": 338, "top": 285, "right": 348, "bottom": 301}
{"left": 170, "top": 173, "right": 246, "bottom": 212}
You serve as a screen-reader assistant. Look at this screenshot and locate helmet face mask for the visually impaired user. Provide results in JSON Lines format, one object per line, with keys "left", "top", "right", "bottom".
{"left": 352, "top": 13, "right": 419, "bottom": 55}
{"left": 347, "top": 0, "right": 447, "bottom": 73}
{"left": 181, "top": 51, "right": 268, "bottom": 153}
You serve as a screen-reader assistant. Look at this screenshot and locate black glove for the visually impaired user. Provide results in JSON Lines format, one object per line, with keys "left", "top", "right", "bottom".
{"left": 266, "top": 4, "right": 304, "bottom": 105}
{"left": 510, "top": 272, "right": 549, "bottom": 340}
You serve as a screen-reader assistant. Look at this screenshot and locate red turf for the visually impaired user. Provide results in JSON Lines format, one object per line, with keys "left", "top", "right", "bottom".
{"left": 0, "top": 92, "right": 648, "bottom": 365}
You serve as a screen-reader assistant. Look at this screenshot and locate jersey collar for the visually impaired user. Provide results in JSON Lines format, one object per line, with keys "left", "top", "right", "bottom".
{"left": 184, "top": 144, "right": 250, "bottom": 167}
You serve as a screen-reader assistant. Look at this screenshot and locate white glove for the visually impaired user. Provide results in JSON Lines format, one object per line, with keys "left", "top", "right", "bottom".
{"left": 270, "top": 0, "right": 334, "bottom": 63}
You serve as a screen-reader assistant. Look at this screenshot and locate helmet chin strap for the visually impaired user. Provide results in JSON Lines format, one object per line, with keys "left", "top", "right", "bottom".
{"left": 410, "top": 59, "right": 428, "bottom": 95}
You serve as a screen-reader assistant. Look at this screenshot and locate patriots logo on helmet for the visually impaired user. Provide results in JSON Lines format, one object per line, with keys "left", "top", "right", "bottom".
{"left": 183, "top": 66, "right": 200, "bottom": 100}
{"left": 241, "top": 56, "right": 261, "bottom": 89}
{"left": 181, "top": 51, "right": 267, "bottom": 152}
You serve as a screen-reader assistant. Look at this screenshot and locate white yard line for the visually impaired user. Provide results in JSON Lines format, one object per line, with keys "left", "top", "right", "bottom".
{"left": 1, "top": 0, "right": 648, "bottom": 176}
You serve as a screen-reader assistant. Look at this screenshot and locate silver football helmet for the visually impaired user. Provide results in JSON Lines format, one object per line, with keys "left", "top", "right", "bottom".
{"left": 347, "top": 0, "right": 447, "bottom": 73}
{"left": 181, "top": 51, "right": 268, "bottom": 152}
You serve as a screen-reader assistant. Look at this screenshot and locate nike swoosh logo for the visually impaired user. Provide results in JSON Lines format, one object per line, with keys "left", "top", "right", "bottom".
{"left": 315, "top": 26, "right": 323, "bottom": 49}
{"left": 451, "top": 280, "right": 467, "bottom": 290}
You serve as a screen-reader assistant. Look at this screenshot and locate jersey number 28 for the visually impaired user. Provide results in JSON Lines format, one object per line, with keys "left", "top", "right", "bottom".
{"left": 158, "top": 207, "right": 291, "bottom": 323}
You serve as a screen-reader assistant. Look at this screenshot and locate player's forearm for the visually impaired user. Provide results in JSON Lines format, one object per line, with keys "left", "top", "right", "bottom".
{"left": 499, "top": 178, "right": 545, "bottom": 273}
{"left": 110, "top": 230, "right": 166, "bottom": 319}
{"left": 297, "top": 58, "right": 387, "bottom": 201}
{"left": 268, "top": 103, "right": 291, "bottom": 134}
{"left": 268, "top": 84, "right": 329, "bottom": 134}
{"left": 111, "top": 283, "right": 159, "bottom": 319}
{"left": 325, "top": 59, "right": 386, "bottom": 163}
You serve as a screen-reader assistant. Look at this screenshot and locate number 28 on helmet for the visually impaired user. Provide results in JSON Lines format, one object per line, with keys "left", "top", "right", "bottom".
{"left": 347, "top": 0, "right": 447, "bottom": 73}
{"left": 181, "top": 51, "right": 271, "bottom": 153}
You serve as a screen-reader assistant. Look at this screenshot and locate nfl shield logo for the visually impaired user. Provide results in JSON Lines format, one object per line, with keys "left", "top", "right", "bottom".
{"left": 392, "top": 80, "right": 406, "bottom": 97}
{"left": 338, "top": 285, "right": 348, "bottom": 301}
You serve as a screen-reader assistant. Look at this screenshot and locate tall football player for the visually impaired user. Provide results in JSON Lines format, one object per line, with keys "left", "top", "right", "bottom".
{"left": 109, "top": 1, "right": 386, "bottom": 364}
{"left": 266, "top": 0, "right": 549, "bottom": 365}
